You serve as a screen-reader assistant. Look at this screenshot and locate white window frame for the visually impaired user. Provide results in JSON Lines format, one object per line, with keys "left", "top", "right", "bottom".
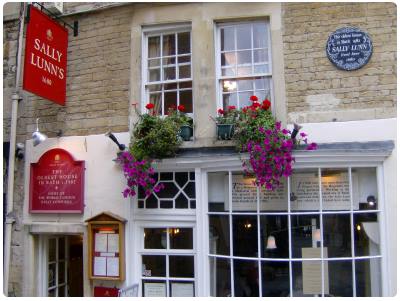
{"left": 214, "top": 20, "right": 275, "bottom": 114}
{"left": 141, "top": 23, "right": 193, "bottom": 116}
{"left": 133, "top": 221, "right": 197, "bottom": 297}
{"left": 202, "top": 164, "right": 388, "bottom": 297}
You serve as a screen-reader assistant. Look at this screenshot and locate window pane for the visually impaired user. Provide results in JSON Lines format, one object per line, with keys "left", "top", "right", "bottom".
{"left": 58, "top": 237, "right": 65, "bottom": 260}
{"left": 170, "top": 281, "right": 194, "bottom": 297}
{"left": 148, "top": 36, "right": 160, "bottom": 58}
{"left": 144, "top": 228, "right": 167, "bottom": 249}
{"left": 178, "top": 65, "right": 191, "bottom": 79}
{"left": 178, "top": 55, "right": 190, "bottom": 63}
{"left": 142, "top": 255, "right": 166, "bottom": 277}
{"left": 142, "top": 281, "right": 166, "bottom": 297}
{"left": 170, "top": 228, "right": 193, "bottom": 249}
{"left": 221, "top": 27, "right": 235, "bottom": 51}
{"left": 254, "top": 49, "right": 268, "bottom": 63}
{"left": 260, "top": 182, "right": 288, "bottom": 212}
{"left": 58, "top": 261, "right": 65, "bottom": 284}
{"left": 178, "top": 32, "right": 190, "bottom": 54}
{"left": 290, "top": 169, "right": 320, "bottom": 212}
{"left": 261, "top": 215, "right": 288, "bottom": 258}
{"left": 183, "top": 181, "right": 195, "bottom": 198}
{"left": 237, "top": 66, "right": 252, "bottom": 76}
{"left": 254, "top": 64, "right": 268, "bottom": 74}
{"left": 208, "top": 172, "right": 229, "bottom": 212}
{"left": 237, "top": 50, "right": 252, "bottom": 65}
{"left": 149, "top": 58, "right": 161, "bottom": 67}
{"left": 163, "top": 34, "right": 175, "bottom": 56}
{"left": 175, "top": 193, "right": 189, "bottom": 209}
{"left": 253, "top": 23, "right": 268, "bottom": 48}
{"left": 179, "top": 90, "right": 193, "bottom": 113}
{"left": 49, "top": 239, "right": 56, "bottom": 262}
{"left": 237, "top": 79, "right": 253, "bottom": 91}
{"left": 148, "top": 84, "right": 162, "bottom": 92}
{"left": 321, "top": 169, "right": 351, "bottom": 211}
{"left": 292, "top": 260, "right": 327, "bottom": 296}
{"left": 262, "top": 261, "right": 290, "bottom": 297}
{"left": 48, "top": 263, "right": 56, "bottom": 287}
{"left": 223, "top": 80, "right": 237, "bottom": 92}
{"left": 48, "top": 289, "right": 56, "bottom": 297}
{"left": 255, "top": 77, "right": 268, "bottom": 90}
{"left": 354, "top": 213, "right": 380, "bottom": 256}
{"left": 291, "top": 215, "right": 321, "bottom": 258}
{"left": 222, "top": 67, "right": 235, "bottom": 77}
{"left": 223, "top": 93, "right": 237, "bottom": 110}
{"left": 210, "top": 257, "right": 231, "bottom": 296}
{"left": 238, "top": 91, "right": 252, "bottom": 108}
{"left": 355, "top": 258, "right": 381, "bottom": 296}
{"left": 163, "top": 66, "right": 176, "bottom": 80}
{"left": 233, "top": 215, "right": 258, "bottom": 257}
{"left": 352, "top": 167, "right": 378, "bottom": 211}
{"left": 180, "top": 81, "right": 192, "bottom": 89}
{"left": 221, "top": 52, "right": 236, "bottom": 66}
{"left": 164, "top": 82, "right": 177, "bottom": 90}
{"left": 149, "top": 93, "right": 162, "bottom": 115}
{"left": 148, "top": 69, "right": 160, "bottom": 82}
{"left": 236, "top": 24, "right": 252, "bottom": 50}
{"left": 209, "top": 215, "right": 230, "bottom": 255}
{"left": 58, "top": 285, "right": 66, "bottom": 297}
{"left": 164, "top": 91, "right": 178, "bottom": 113}
{"left": 162, "top": 56, "right": 175, "bottom": 66}
{"left": 169, "top": 256, "right": 194, "bottom": 277}
{"left": 323, "top": 214, "right": 351, "bottom": 257}
{"left": 232, "top": 172, "right": 257, "bottom": 212}
{"left": 233, "top": 259, "right": 259, "bottom": 296}
{"left": 327, "top": 260, "right": 353, "bottom": 296}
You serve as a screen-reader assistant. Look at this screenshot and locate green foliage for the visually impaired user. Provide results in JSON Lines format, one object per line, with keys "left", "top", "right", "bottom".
{"left": 233, "top": 107, "right": 276, "bottom": 151}
{"left": 130, "top": 113, "right": 182, "bottom": 160}
{"left": 214, "top": 108, "right": 239, "bottom": 125}
{"left": 167, "top": 109, "right": 193, "bottom": 127}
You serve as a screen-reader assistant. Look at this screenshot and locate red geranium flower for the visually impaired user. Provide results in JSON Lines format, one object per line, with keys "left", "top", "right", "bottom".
{"left": 252, "top": 102, "right": 261, "bottom": 108}
{"left": 169, "top": 104, "right": 177, "bottom": 110}
{"left": 242, "top": 107, "right": 248, "bottom": 113}
{"left": 262, "top": 99, "right": 271, "bottom": 110}
{"left": 250, "top": 95, "right": 258, "bottom": 102}
{"left": 218, "top": 108, "right": 225, "bottom": 115}
{"left": 228, "top": 105, "right": 236, "bottom": 111}
{"left": 145, "top": 103, "right": 155, "bottom": 110}
{"left": 178, "top": 105, "right": 185, "bottom": 112}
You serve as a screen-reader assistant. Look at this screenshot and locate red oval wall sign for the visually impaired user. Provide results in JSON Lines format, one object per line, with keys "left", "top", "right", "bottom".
{"left": 29, "top": 148, "right": 85, "bottom": 213}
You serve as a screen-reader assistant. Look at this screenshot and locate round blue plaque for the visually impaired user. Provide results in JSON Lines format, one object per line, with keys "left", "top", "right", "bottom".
{"left": 326, "top": 27, "right": 373, "bottom": 71}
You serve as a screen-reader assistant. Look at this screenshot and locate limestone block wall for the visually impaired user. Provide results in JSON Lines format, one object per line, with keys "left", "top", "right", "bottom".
{"left": 282, "top": 2, "right": 397, "bottom": 123}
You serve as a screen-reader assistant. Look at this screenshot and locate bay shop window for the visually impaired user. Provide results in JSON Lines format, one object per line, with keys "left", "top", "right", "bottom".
{"left": 207, "top": 167, "right": 382, "bottom": 297}
{"left": 133, "top": 165, "right": 385, "bottom": 297}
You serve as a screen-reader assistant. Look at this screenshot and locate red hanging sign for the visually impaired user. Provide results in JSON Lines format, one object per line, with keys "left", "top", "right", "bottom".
{"left": 29, "top": 148, "right": 85, "bottom": 213}
{"left": 23, "top": 5, "right": 68, "bottom": 105}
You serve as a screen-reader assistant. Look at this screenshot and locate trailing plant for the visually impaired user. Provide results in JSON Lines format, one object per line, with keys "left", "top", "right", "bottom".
{"left": 118, "top": 103, "right": 184, "bottom": 198}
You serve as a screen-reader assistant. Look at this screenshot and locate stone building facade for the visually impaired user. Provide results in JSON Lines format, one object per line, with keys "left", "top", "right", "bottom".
{"left": 3, "top": 2, "right": 396, "bottom": 297}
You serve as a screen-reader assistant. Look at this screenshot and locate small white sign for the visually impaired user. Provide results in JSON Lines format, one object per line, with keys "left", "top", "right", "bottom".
{"left": 301, "top": 247, "right": 329, "bottom": 295}
{"left": 106, "top": 257, "right": 119, "bottom": 277}
{"left": 93, "top": 257, "right": 106, "bottom": 276}
{"left": 144, "top": 282, "right": 166, "bottom": 297}
{"left": 94, "top": 233, "right": 107, "bottom": 253}
{"left": 171, "top": 282, "right": 194, "bottom": 297}
{"left": 107, "top": 234, "right": 119, "bottom": 253}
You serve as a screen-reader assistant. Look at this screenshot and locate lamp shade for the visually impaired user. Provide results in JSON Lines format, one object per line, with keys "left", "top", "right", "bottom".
{"left": 32, "top": 130, "right": 47, "bottom": 146}
{"left": 312, "top": 229, "right": 321, "bottom": 242}
{"left": 266, "top": 235, "right": 277, "bottom": 249}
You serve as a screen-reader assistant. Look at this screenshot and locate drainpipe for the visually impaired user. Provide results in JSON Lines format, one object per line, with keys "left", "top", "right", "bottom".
{"left": 4, "top": 2, "right": 25, "bottom": 295}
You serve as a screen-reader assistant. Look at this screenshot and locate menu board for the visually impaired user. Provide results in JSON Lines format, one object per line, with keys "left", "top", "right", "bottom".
{"left": 93, "top": 229, "right": 121, "bottom": 278}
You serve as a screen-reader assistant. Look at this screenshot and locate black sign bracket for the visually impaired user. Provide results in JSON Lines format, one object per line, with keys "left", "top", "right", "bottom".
{"left": 27, "top": 3, "right": 79, "bottom": 37}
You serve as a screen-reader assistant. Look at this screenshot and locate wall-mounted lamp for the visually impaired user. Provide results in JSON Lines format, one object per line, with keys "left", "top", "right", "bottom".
{"left": 15, "top": 143, "right": 25, "bottom": 159}
{"left": 105, "top": 131, "right": 126, "bottom": 151}
{"left": 32, "top": 118, "right": 47, "bottom": 147}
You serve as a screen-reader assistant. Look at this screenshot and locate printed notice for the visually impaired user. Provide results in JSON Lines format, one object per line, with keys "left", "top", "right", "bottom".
{"left": 171, "top": 282, "right": 194, "bottom": 297}
{"left": 93, "top": 257, "right": 106, "bottom": 276}
{"left": 301, "top": 248, "right": 329, "bottom": 295}
{"left": 107, "top": 257, "right": 119, "bottom": 277}
{"left": 95, "top": 233, "right": 107, "bottom": 252}
{"left": 144, "top": 282, "right": 166, "bottom": 297}
{"left": 107, "top": 234, "right": 119, "bottom": 253}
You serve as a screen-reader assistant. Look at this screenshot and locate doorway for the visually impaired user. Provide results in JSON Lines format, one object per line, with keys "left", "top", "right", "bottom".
{"left": 45, "top": 235, "right": 83, "bottom": 297}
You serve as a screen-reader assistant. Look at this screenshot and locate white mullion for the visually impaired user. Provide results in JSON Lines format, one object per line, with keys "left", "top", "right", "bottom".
{"left": 318, "top": 168, "right": 325, "bottom": 297}
{"left": 251, "top": 24, "right": 255, "bottom": 75}
{"left": 377, "top": 165, "right": 388, "bottom": 296}
{"left": 288, "top": 176, "right": 293, "bottom": 297}
{"left": 228, "top": 171, "right": 234, "bottom": 297}
{"left": 166, "top": 229, "right": 170, "bottom": 297}
{"left": 349, "top": 167, "right": 356, "bottom": 297}
{"left": 55, "top": 237, "right": 59, "bottom": 297}
{"left": 175, "top": 32, "right": 178, "bottom": 81}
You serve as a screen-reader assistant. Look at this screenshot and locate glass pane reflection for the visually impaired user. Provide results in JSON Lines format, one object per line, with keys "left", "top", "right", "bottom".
{"left": 261, "top": 261, "right": 290, "bottom": 297}
{"left": 323, "top": 214, "right": 351, "bottom": 257}
{"left": 233, "top": 215, "right": 258, "bottom": 257}
{"left": 209, "top": 215, "right": 230, "bottom": 255}
{"left": 233, "top": 259, "right": 259, "bottom": 297}
{"left": 291, "top": 215, "right": 321, "bottom": 258}
{"left": 355, "top": 258, "right": 381, "bottom": 297}
{"left": 210, "top": 257, "right": 231, "bottom": 297}
{"left": 354, "top": 213, "right": 380, "bottom": 256}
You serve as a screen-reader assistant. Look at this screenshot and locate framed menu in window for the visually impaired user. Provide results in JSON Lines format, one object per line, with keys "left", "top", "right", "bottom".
{"left": 86, "top": 212, "right": 126, "bottom": 281}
